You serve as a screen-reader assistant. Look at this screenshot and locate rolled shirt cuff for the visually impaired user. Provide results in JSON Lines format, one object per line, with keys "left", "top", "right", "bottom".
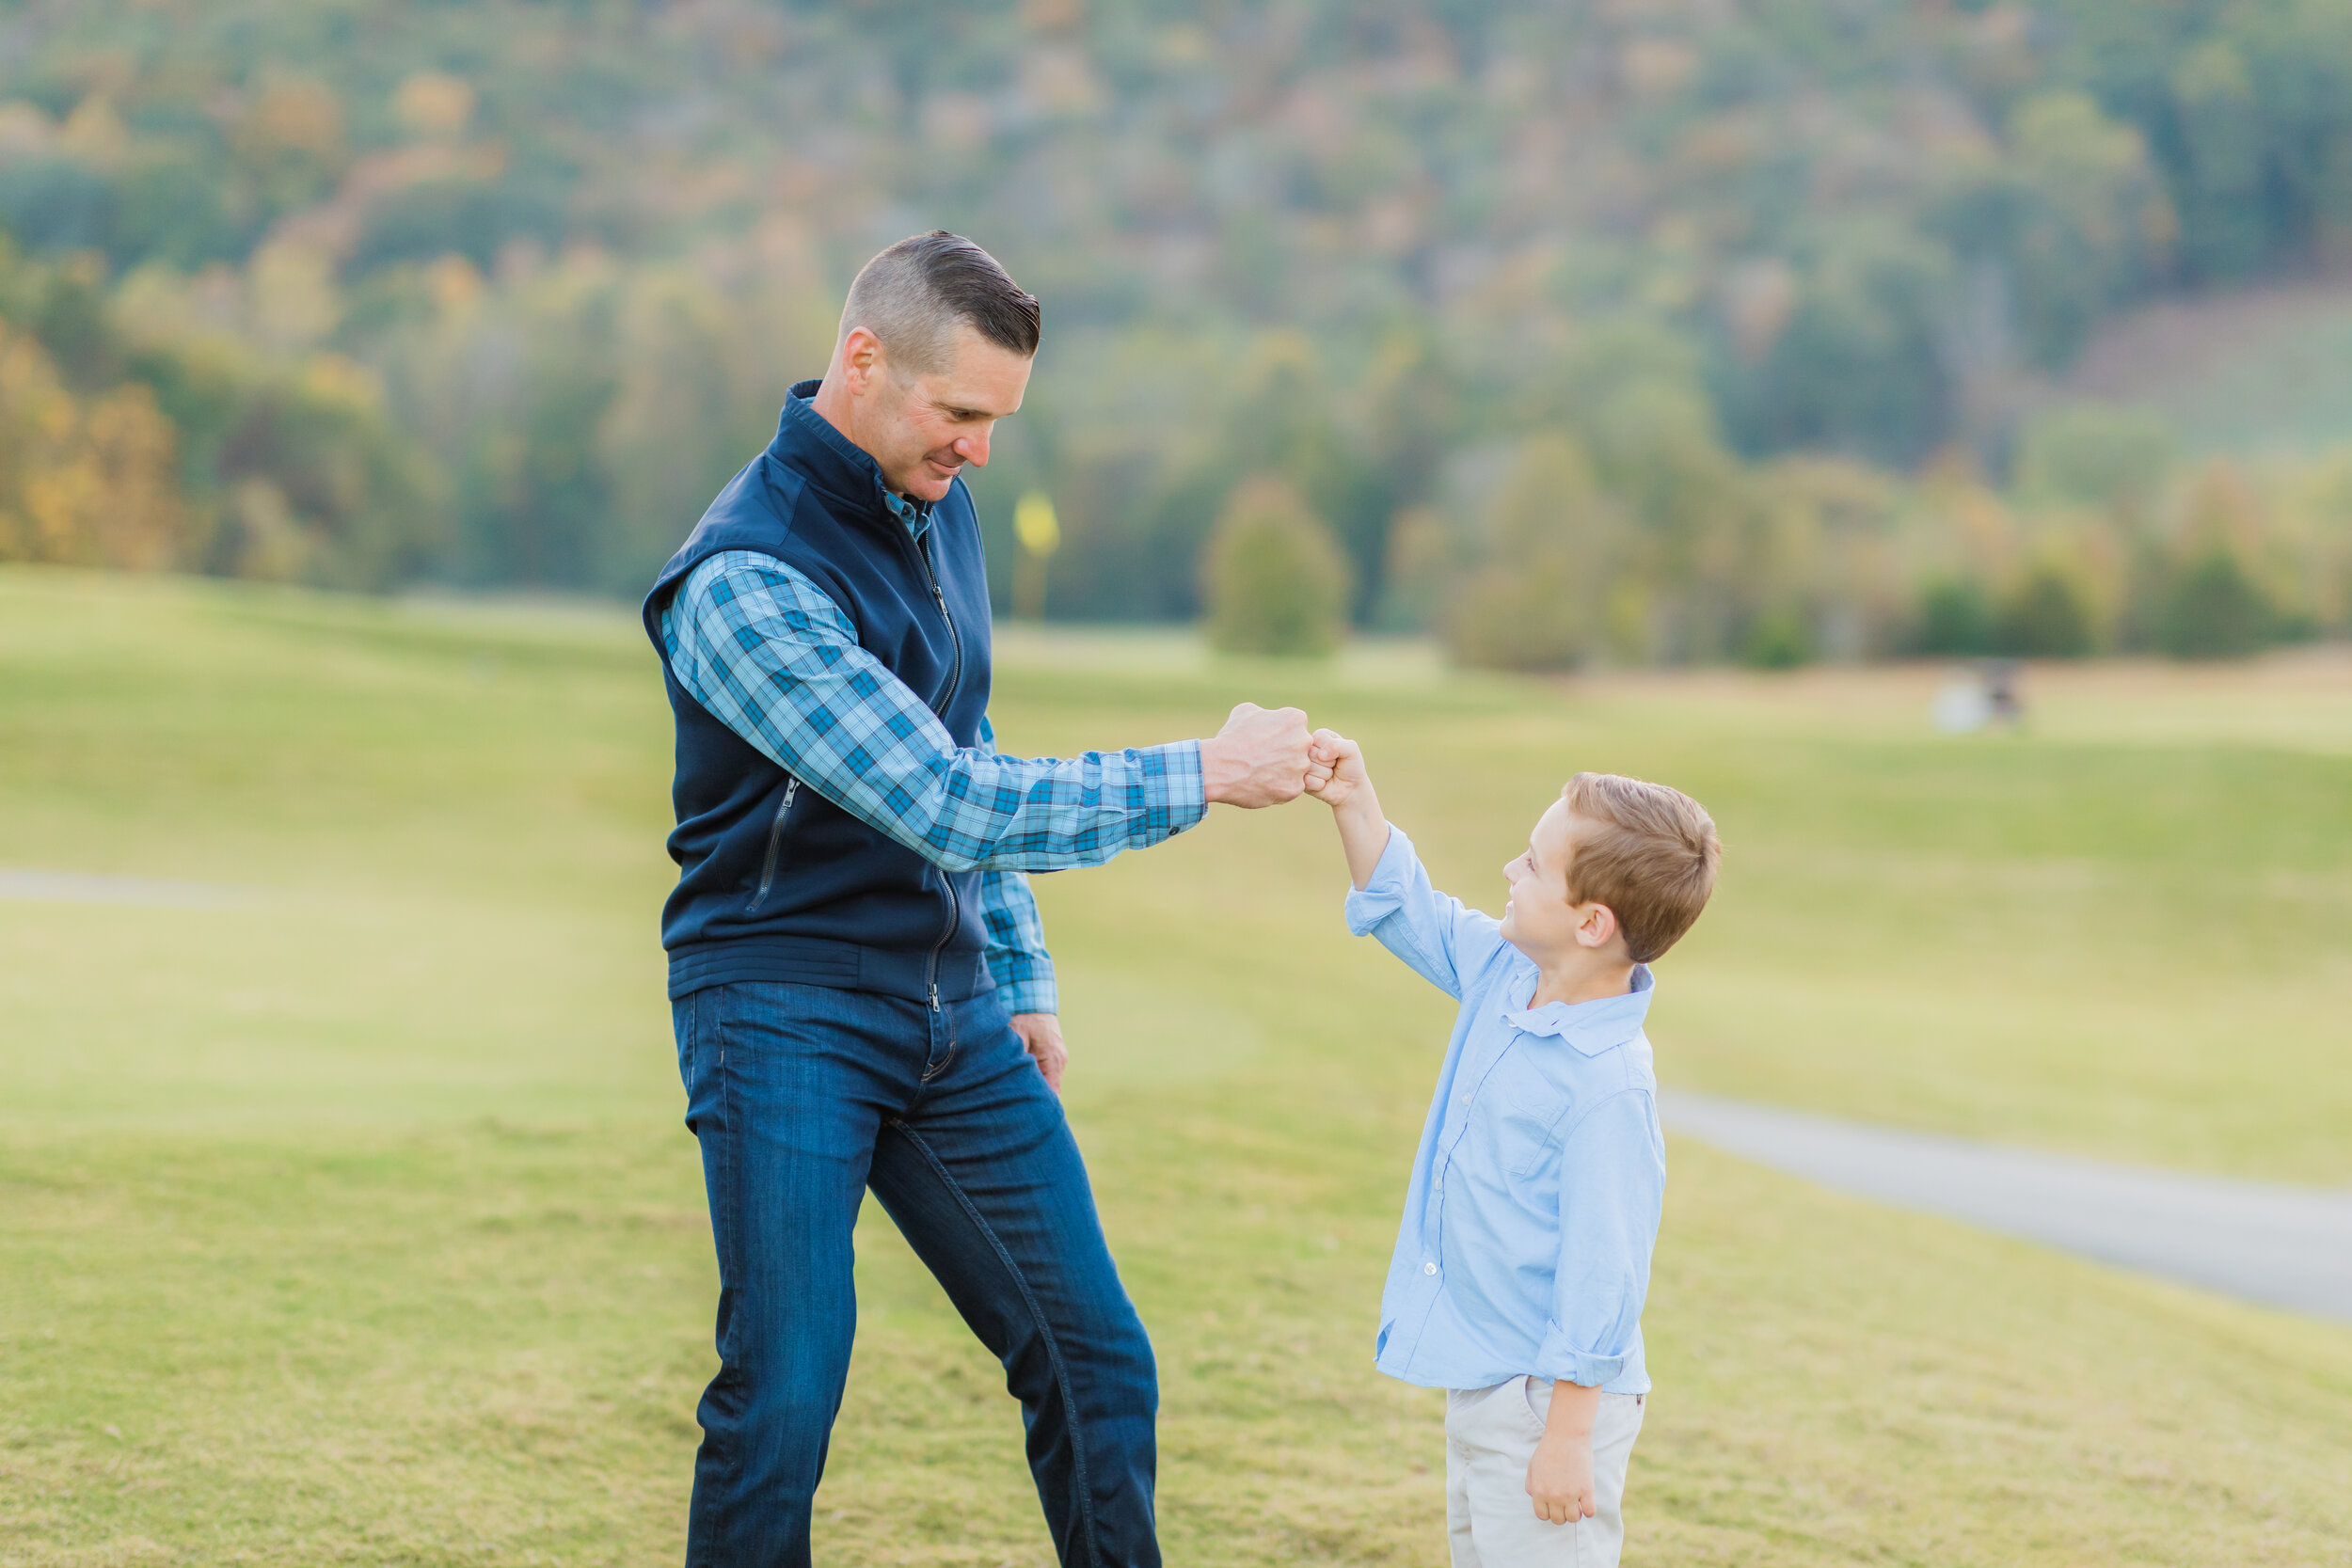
{"left": 1342, "top": 823, "right": 1414, "bottom": 936}
{"left": 1533, "top": 1322, "right": 1630, "bottom": 1389}
{"left": 993, "top": 972, "right": 1059, "bottom": 1017}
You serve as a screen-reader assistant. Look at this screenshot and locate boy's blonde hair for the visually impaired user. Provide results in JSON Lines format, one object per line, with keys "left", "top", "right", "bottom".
{"left": 1561, "top": 772, "right": 1721, "bottom": 964}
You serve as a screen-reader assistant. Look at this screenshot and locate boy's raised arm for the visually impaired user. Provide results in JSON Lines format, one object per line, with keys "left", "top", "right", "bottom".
{"left": 1310, "top": 729, "right": 1506, "bottom": 1001}
{"left": 1306, "top": 728, "right": 1390, "bottom": 887}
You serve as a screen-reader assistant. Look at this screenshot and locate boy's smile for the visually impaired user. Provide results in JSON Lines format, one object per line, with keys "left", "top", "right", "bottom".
{"left": 1500, "top": 793, "right": 1633, "bottom": 1006}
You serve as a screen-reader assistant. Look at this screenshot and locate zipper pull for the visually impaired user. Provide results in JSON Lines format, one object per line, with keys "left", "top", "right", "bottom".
{"left": 929, "top": 984, "right": 941, "bottom": 1014}
{"left": 932, "top": 584, "right": 948, "bottom": 611}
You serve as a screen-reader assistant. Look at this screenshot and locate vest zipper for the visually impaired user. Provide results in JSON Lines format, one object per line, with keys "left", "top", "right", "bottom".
{"left": 743, "top": 775, "right": 799, "bottom": 914}
{"left": 914, "top": 531, "right": 963, "bottom": 715}
{"left": 915, "top": 531, "right": 961, "bottom": 1010}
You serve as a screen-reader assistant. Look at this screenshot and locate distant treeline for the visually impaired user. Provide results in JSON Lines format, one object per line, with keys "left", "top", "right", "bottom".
{"left": 0, "top": 0, "right": 2348, "bottom": 661}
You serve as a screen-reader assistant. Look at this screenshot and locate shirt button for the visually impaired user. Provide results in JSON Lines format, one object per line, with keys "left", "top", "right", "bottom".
{"left": 1423, "top": 1261, "right": 1438, "bottom": 1275}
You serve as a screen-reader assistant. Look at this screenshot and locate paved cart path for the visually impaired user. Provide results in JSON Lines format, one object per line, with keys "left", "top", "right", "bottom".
{"left": 0, "top": 868, "right": 246, "bottom": 908}
{"left": 1661, "top": 1090, "right": 2352, "bottom": 1323}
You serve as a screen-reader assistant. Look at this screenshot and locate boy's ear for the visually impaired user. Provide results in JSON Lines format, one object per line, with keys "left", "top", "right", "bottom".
{"left": 1574, "top": 901, "right": 1620, "bottom": 951}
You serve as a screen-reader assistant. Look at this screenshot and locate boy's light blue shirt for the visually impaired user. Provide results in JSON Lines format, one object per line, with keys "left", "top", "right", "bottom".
{"left": 1346, "top": 825, "right": 1664, "bottom": 1395}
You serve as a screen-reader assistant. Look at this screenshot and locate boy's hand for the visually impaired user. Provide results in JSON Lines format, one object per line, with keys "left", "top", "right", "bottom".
{"left": 1525, "top": 1429, "right": 1597, "bottom": 1527}
{"left": 1305, "top": 728, "right": 1369, "bottom": 809}
{"left": 1308, "top": 728, "right": 1388, "bottom": 889}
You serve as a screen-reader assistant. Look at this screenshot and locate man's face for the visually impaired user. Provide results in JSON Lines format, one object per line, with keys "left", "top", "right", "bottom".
{"left": 864, "top": 327, "right": 1033, "bottom": 503}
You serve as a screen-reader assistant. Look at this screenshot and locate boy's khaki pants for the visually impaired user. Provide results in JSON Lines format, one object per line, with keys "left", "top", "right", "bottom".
{"left": 1445, "top": 1376, "right": 1645, "bottom": 1568}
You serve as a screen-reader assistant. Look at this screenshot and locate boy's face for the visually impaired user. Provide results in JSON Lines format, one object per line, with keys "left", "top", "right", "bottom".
{"left": 1499, "top": 796, "right": 1622, "bottom": 963}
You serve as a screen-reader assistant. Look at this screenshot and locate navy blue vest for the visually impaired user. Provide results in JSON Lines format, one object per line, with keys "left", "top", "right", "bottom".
{"left": 642, "top": 380, "right": 995, "bottom": 1004}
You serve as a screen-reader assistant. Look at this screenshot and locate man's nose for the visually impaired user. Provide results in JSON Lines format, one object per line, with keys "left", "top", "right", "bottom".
{"left": 954, "top": 424, "right": 993, "bottom": 467}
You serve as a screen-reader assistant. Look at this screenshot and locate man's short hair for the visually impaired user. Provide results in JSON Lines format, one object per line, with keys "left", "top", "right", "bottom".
{"left": 839, "top": 231, "right": 1041, "bottom": 377}
{"left": 1561, "top": 772, "right": 1721, "bottom": 964}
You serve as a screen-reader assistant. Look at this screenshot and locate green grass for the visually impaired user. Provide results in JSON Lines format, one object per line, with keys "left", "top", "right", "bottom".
{"left": 3, "top": 567, "right": 2349, "bottom": 1565}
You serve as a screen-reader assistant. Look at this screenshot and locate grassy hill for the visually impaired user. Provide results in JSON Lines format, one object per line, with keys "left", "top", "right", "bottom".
{"left": 3, "top": 567, "right": 2349, "bottom": 1564}
{"left": 2069, "top": 278, "right": 2352, "bottom": 455}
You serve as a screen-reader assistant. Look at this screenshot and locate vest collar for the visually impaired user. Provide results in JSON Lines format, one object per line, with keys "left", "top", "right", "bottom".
{"left": 771, "top": 379, "right": 901, "bottom": 528}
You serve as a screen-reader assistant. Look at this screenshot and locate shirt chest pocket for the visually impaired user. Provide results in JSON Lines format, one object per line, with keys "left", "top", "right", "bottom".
{"left": 1472, "top": 1049, "right": 1580, "bottom": 1180}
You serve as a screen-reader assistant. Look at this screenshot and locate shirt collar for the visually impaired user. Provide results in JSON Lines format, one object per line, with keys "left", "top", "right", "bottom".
{"left": 1501, "top": 964, "right": 1654, "bottom": 1055}
{"left": 880, "top": 486, "right": 935, "bottom": 542}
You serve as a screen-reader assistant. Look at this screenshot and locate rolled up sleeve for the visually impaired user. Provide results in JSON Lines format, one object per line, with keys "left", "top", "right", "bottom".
{"left": 1343, "top": 825, "right": 1503, "bottom": 1001}
{"left": 1534, "top": 1088, "right": 1665, "bottom": 1387}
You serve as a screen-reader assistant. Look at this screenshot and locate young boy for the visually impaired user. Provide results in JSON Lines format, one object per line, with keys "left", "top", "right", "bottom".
{"left": 1303, "top": 729, "right": 1719, "bottom": 1568}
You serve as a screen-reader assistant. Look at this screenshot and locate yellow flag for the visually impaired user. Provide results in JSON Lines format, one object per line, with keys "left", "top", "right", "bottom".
{"left": 1014, "top": 491, "right": 1060, "bottom": 558}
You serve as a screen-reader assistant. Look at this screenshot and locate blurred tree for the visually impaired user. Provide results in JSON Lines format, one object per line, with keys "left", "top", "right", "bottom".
{"left": 1585, "top": 377, "right": 1743, "bottom": 588}
{"left": 2155, "top": 546, "right": 2274, "bottom": 658}
{"left": 1724, "top": 223, "right": 1955, "bottom": 466}
{"left": 2167, "top": 40, "right": 2269, "bottom": 282}
{"left": 1220, "top": 331, "right": 1391, "bottom": 615}
{"left": 210, "top": 355, "right": 440, "bottom": 589}
{"left": 111, "top": 152, "right": 247, "bottom": 269}
{"left": 230, "top": 77, "right": 346, "bottom": 213}
{"left": 1994, "top": 559, "right": 2100, "bottom": 657}
{"left": 1201, "top": 475, "right": 1352, "bottom": 658}
{"left": 0, "top": 159, "right": 116, "bottom": 253}
{"left": 350, "top": 173, "right": 568, "bottom": 277}
{"left": 0, "top": 320, "right": 183, "bottom": 569}
{"left": 1446, "top": 434, "right": 1620, "bottom": 671}
{"left": 1914, "top": 578, "right": 1996, "bottom": 656}
{"left": 1373, "top": 504, "right": 1450, "bottom": 632}
{"left": 596, "top": 267, "right": 783, "bottom": 595}
{"left": 1740, "top": 606, "right": 1813, "bottom": 669}
{"left": 1928, "top": 92, "right": 2163, "bottom": 370}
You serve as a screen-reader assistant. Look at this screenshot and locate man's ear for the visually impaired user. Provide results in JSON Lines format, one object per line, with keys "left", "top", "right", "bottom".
{"left": 840, "top": 326, "right": 883, "bottom": 393}
{"left": 1575, "top": 901, "right": 1619, "bottom": 951}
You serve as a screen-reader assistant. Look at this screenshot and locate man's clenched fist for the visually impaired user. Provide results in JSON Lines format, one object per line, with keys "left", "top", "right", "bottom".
{"left": 1199, "top": 702, "right": 1312, "bottom": 808}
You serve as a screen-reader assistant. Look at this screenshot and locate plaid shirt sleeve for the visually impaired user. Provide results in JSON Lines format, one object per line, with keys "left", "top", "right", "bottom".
{"left": 972, "top": 717, "right": 1057, "bottom": 1012}
{"left": 660, "top": 550, "right": 1206, "bottom": 905}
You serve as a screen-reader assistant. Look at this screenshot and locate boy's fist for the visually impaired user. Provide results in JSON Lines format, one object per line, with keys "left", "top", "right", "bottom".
{"left": 1526, "top": 1431, "right": 1598, "bottom": 1527}
{"left": 1305, "top": 728, "right": 1368, "bottom": 808}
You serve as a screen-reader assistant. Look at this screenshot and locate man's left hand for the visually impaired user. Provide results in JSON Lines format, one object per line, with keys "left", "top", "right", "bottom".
{"left": 1009, "top": 1012, "right": 1068, "bottom": 1094}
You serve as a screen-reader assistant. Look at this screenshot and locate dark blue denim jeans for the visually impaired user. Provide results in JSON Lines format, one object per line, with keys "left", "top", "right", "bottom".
{"left": 672, "top": 980, "right": 1159, "bottom": 1568}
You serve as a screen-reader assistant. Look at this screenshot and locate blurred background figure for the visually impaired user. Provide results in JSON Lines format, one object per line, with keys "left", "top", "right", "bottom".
{"left": 1931, "top": 669, "right": 1994, "bottom": 736}
{"left": 1984, "top": 659, "right": 2025, "bottom": 727}
{"left": 1933, "top": 659, "right": 2026, "bottom": 735}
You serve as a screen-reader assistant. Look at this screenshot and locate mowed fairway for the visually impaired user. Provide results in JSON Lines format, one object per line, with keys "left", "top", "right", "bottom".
{"left": 3, "top": 566, "right": 2349, "bottom": 1567}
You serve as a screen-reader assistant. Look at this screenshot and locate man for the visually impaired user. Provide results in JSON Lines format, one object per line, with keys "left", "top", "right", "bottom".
{"left": 642, "top": 230, "right": 1313, "bottom": 1568}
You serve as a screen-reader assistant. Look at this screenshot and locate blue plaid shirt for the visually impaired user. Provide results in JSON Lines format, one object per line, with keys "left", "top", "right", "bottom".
{"left": 658, "top": 508, "right": 1206, "bottom": 1016}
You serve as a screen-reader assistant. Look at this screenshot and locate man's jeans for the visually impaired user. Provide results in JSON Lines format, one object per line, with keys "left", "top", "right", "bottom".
{"left": 672, "top": 980, "right": 1159, "bottom": 1568}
